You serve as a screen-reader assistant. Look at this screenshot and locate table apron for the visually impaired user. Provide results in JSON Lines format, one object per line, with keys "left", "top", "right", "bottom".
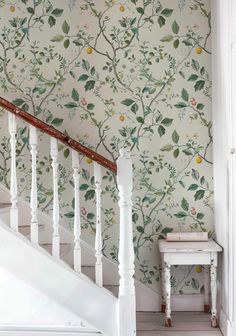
{"left": 163, "top": 252, "right": 215, "bottom": 265}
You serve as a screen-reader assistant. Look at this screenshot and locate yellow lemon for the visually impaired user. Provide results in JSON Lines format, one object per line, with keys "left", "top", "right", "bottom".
{"left": 119, "top": 115, "right": 125, "bottom": 122}
{"left": 119, "top": 5, "right": 125, "bottom": 12}
{"left": 86, "top": 157, "right": 93, "bottom": 164}
{"left": 195, "top": 47, "right": 203, "bottom": 55}
{"left": 86, "top": 47, "right": 93, "bottom": 55}
{"left": 10, "top": 5, "right": 15, "bottom": 12}
{"left": 195, "top": 265, "right": 202, "bottom": 273}
{"left": 195, "top": 155, "right": 203, "bottom": 164}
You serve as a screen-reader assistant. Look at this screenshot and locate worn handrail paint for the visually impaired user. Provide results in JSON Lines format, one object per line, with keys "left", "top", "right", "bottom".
{"left": 0, "top": 97, "right": 117, "bottom": 173}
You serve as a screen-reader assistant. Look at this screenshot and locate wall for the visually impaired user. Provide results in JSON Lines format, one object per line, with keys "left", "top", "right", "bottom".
{"left": 0, "top": 0, "right": 212, "bottom": 295}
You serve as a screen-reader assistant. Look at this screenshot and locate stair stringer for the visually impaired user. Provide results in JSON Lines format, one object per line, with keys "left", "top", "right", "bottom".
{"left": 0, "top": 220, "right": 118, "bottom": 336}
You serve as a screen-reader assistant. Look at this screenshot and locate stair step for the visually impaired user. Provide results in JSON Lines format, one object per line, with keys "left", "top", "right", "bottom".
{"left": 104, "top": 285, "right": 118, "bottom": 297}
{"left": 0, "top": 203, "right": 11, "bottom": 209}
{"left": 18, "top": 224, "right": 44, "bottom": 236}
{"left": 40, "top": 243, "right": 71, "bottom": 255}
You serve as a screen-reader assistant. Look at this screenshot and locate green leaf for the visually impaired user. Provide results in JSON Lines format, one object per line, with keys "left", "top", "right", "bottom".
{"left": 12, "top": 98, "right": 25, "bottom": 106}
{"left": 200, "top": 67, "right": 206, "bottom": 76}
{"left": 192, "top": 59, "right": 200, "bottom": 71}
{"left": 161, "top": 227, "right": 173, "bottom": 236}
{"left": 172, "top": 20, "right": 179, "bottom": 34}
{"left": 197, "top": 103, "right": 204, "bottom": 110}
{"left": 181, "top": 88, "right": 189, "bottom": 102}
{"left": 62, "top": 20, "right": 70, "bottom": 34}
{"left": 136, "top": 7, "right": 144, "bottom": 14}
{"left": 64, "top": 38, "right": 70, "bottom": 49}
{"left": 197, "top": 212, "right": 205, "bottom": 220}
{"left": 51, "top": 8, "right": 64, "bottom": 17}
{"left": 87, "top": 103, "right": 95, "bottom": 110}
{"left": 72, "top": 88, "right": 80, "bottom": 102}
{"left": 161, "top": 118, "right": 173, "bottom": 126}
{"left": 188, "top": 184, "right": 199, "bottom": 191}
{"left": 85, "top": 80, "right": 95, "bottom": 91}
{"left": 64, "top": 212, "right": 74, "bottom": 218}
{"left": 181, "top": 198, "right": 189, "bottom": 211}
{"left": 64, "top": 102, "right": 78, "bottom": 109}
{"left": 173, "top": 39, "right": 179, "bottom": 49}
{"left": 160, "top": 34, "right": 173, "bottom": 42}
{"left": 158, "top": 125, "right": 165, "bottom": 137}
{"left": 172, "top": 130, "right": 179, "bottom": 144}
{"left": 121, "top": 98, "right": 135, "bottom": 106}
{"left": 27, "top": 7, "right": 34, "bottom": 14}
{"left": 158, "top": 16, "right": 165, "bottom": 27}
{"left": 194, "top": 80, "right": 205, "bottom": 91}
{"left": 194, "top": 189, "right": 205, "bottom": 201}
{"left": 161, "top": 144, "right": 173, "bottom": 152}
{"left": 161, "top": 8, "right": 173, "bottom": 17}
{"left": 51, "top": 34, "right": 64, "bottom": 42}
{"left": 174, "top": 102, "right": 187, "bottom": 109}
{"left": 85, "top": 189, "right": 95, "bottom": 201}
{"left": 132, "top": 212, "right": 139, "bottom": 223}
{"left": 174, "top": 211, "right": 187, "bottom": 218}
{"left": 136, "top": 226, "right": 144, "bottom": 233}
{"left": 48, "top": 16, "right": 56, "bottom": 27}
{"left": 200, "top": 176, "right": 205, "bottom": 185}
{"left": 173, "top": 148, "right": 179, "bottom": 158}
{"left": 192, "top": 169, "right": 200, "bottom": 181}
{"left": 188, "top": 74, "right": 198, "bottom": 81}
{"left": 64, "top": 148, "right": 70, "bottom": 158}
{"left": 87, "top": 212, "right": 95, "bottom": 220}
{"left": 80, "top": 184, "right": 89, "bottom": 190}
{"left": 183, "top": 148, "right": 193, "bottom": 155}
{"left": 78, "top": 74, "right": 89, "bottom": 82}
{"left": 51, "top": 118, "right": 63, "bottom": 126}
{"left": 131, "top": 103, "right": 139, "bottom": 113}
{"left": 191, "top": 278, "right": 199, "bottom": 290}
{"left": 136, "top": 116, "right": 144, "bottom": 123}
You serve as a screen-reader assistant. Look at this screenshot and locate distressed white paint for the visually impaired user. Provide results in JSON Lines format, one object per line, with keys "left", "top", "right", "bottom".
{"left": 29, "top": 126, "right": 38, "bottom": 244}
{"left": 94, "top": 162, "right": 103, "bottom": 287}
{"left": 117, "top": 148, "right": 136, "bottom": 336}
{"left": 50, "top": 138, "right": 60, "bottom": 258}
{"left": 203, "top": 266, "right": 210, "bottom": 311}
{"left": 72, "top": 150, "right": 81, "bottom": 273}
{"left": 159, "top": 240, "right": 222, "bottom": 328}
{"left": 8, "top": 114, "right": 18, "bottom": 232}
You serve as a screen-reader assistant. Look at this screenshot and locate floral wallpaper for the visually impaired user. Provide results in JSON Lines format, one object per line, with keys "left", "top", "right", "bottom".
{"left": 0, "top": 0, "right": 212, "bottom": 295}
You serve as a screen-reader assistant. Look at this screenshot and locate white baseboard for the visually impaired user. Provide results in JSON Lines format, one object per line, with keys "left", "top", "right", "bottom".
{"left": 219, "top": 308, "right": 236, "bottom": 336}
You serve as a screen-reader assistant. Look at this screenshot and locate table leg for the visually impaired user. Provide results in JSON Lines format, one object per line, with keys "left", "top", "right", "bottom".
{"left": 210, "top": 257, "right": 218, "bottom": 327}
{"left": 163, "top": 261, "right": 172, "bottom": 327}
{"left": 203, "top": 266, "right": 210, "bottom": 313}
{"left": 161, "top": 256, "right": 166, "bottom": 313}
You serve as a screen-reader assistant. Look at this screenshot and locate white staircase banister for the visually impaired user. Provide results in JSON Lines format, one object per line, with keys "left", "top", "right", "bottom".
{"left": 72, "top": 149, "right": 82, "bottom": 272}
{"left": 8, "top": 113, "right": 18, "bottom": 232}
{"left": 117, "top": 148, "right": 136, "bottom": 336}
{"left": 29, "top": 125, "right": 38, "bottom": 244}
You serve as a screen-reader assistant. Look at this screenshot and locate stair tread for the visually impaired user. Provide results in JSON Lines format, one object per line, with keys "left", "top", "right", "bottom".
{"left": 0, "top": 203, "right": 11, "bottom": 209}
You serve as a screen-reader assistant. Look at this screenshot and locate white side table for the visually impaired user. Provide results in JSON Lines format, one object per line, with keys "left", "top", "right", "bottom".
{"left": 158, "top": 239, "right": 223, "bottom": 328}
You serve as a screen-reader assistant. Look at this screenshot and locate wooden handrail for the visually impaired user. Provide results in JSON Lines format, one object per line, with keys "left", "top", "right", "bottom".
{"left": 0, "top": 97, "right": 117, "bottom": 173}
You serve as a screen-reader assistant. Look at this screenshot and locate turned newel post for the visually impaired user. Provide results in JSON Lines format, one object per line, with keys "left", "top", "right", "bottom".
{"left": 50, "top": 138, "right": 60, "bottom": 258}
{"left": 30, "top": 126, "right": 38, "bottom": 244}
{"left": 8, "top": 114, "right": 18, "bottom": 232}
{"left": 117, "top": 148, "right": 136, "bottom": 336}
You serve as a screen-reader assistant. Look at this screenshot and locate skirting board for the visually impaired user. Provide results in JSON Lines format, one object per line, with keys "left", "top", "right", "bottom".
{"left": 0, "top": 184, "right": 208, "bottom": 313}
{"left": 220, "top": 309, "right": 236, "bottom": 336}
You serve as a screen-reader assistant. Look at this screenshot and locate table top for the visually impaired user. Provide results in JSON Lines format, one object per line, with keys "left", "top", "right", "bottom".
{"left": 158, "top": 239, "right": 223, "bottom": 253}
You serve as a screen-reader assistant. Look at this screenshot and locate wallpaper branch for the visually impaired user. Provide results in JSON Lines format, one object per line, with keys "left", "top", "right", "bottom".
{"left": 0, "top": 0, "right": 212, "bottom": 294}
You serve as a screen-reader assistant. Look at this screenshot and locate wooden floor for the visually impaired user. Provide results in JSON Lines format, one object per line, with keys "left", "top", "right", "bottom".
{"left": 136, "top": 312, "right": 222, "bottom": 336}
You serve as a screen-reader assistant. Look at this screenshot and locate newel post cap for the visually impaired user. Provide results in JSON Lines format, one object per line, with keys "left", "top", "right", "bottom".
{"left": 117, "top": 147, "right": 133, "bottom": 188}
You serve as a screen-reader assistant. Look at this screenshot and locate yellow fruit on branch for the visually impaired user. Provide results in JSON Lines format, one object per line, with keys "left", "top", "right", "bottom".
{"left": 195, "top": 155, "right": 203, "bottom": 164}
{"left": 195, "top": 47, "right": 203, "bottom": 55}
{"left": 195, "top": 265, "right": 203, "bottom": 273}
{"left": 119, "top": 5, "right": 125, "bottom": 12}
{"left": 119, "top": 115, "right": 125, "bottom": 122}
{"left": 86, "top": 157, "right": 93, "bottom": 164}
{"left": 86, "top": 47, "right": 93, "bottom": 55}
{"left": 10, "top": 5, "right": 15, "bottom": 12}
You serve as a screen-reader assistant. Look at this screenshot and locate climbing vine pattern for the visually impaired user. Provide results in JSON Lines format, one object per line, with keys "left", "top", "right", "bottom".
{"left": 0, "top": 0, "right": 212, "bottom": 294}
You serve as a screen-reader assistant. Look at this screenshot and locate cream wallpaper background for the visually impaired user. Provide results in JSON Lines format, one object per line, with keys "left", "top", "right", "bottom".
{"left": 0, "top": 0, "right": 212, "bottom": 294}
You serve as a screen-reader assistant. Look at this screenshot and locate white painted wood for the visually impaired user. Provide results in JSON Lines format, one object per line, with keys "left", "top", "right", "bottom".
{"left": 94, "top": 162, "right": 103, "bottom": 287}
{"left": 117, "top": 148, "right": 136, "bottom": 336}
{"left": 204, "top": 266, "right": 210, "bottom": 309}
{"left": 159, "top": 240, "right": 222, "bottom": 327}
{"left": 72, "top": 150, "right": 81, "bottom": 273}
{"left": 29, "top": 126, "right": 38, "bottom": 244}
{"left": 8, "top": 114, "right": 18, "bottom": 232}
{"left": 50, "top": 138, "right": 60, "bottom": 258}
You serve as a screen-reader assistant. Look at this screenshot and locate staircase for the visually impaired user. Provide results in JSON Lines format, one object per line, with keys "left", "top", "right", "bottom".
{"left": 0, "top": 97, "right": 136, "bottom": 336}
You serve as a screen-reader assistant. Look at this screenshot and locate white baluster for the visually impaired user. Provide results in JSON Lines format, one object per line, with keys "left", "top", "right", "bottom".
{"left": 94, "top": 162, "right": 103, "bottom": 287}
{"left": 50, "top": 138, "right": 60, "bottom": 258}
{"left": 8, "top": 114, "right": 18, "bottom": 232}
{"left": 72, "top": 150, "right": 81, "bottom": 272}
{"left": 117, "top": 148, "right": 136, "bottom": 336}
{"left": 30, "top": 126, "right": 38, "bottom": 244}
